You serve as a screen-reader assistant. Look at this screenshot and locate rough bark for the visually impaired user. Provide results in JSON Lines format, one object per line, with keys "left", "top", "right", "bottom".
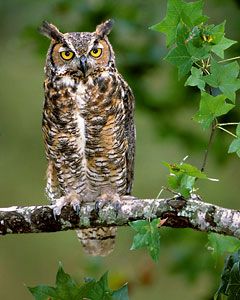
{"left": 0, "top": 196, "right": 239, "bottom": 239}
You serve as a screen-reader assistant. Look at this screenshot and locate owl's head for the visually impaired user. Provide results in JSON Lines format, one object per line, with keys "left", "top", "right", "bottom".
{"left": 39, "top": 20, "right": 115, "bottom": 77}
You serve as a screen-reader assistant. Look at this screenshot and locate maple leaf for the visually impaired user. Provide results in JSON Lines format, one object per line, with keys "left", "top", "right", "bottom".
{"left": 204, "top": 59, "right": 240, "bottom": 103}
{"left": 130, "top": 219, "right": 161, "bottom": 262}
{"left": 194, "top": 92, "right": 234, "bottom": 129}
{"left": 28, "top": 264, "right": 129, "bottom": 300}
{"left": 185, "top": 67, "right": 205, "bottom": 90}
{"left": 165, "top": 22, "right": 194, "bottom": 77}
{"left": 209, "top": 22, "right": 237, "bottom": 58}
{"left": 150, "top": 0, "right": 207, "bottom": 47}
{"left": 163, "top": 161, "right": 207, "bottom": 197}
{"left": 212, "top": 36, "right": 237, "bottom": 59}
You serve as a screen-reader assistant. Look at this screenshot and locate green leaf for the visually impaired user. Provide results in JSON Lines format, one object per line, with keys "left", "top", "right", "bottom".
{"left": 194, "top": 92, "right": 234, "bottom": 129}
{"left": 112, "top": 284, "right": 129, "bottom": 300}
{"left": 215, "top": 250, "right": 240, "bottom": 299}
{"left": 181, "top": 0, "right": 208, "bottom": 28}
{"left": 83, "top": 272, "right": 119, "bottom": 300}
{"left": 28, "top": 285, "right": 57, "bottom": 300}
{"left": 208, "top": 233, "right": 240, "bottom": 258}
{"left": 212, "top": 36, "right": 237, "bottom": 59}
{"left": 78, "top": 280, "right": 96, "bottom": 298}
{"left": 226, "top": 262, "right": 240, "bottom": 299}
{"left": 54, "top": 263, "right": 80, "bottom": 299}
{"left": 150, "top": 0, "right": 207, "bottom": 47}
{"left": 29, "top": 263, "right": 80, "bottom": 300}
{"left": 208, "top": 21, "right": 237, "bottom": 58}
{"left": 210, "top": 21, "right": 225, "bottom": 44}
{"left": 178, "top": 22, "right": 232, "bottom": 64}
{"left": 165, "top": 44, "right": 193, "bottom": 78}
{"left": 228, "top": 138, "right": 240, "bottom": 157}
{"left": 186, "top": 40, "right": 211, "bottom": 60}
{"left": 167, "top": 173, "right": 192, "bottom": 198}
{"left": 177, "top": 162, "right": 208, "bottom": 178}
{"left": 204, "top": 59, "right": 240, "bottom": 102}
{"left": 163, "top": 161, "right": 207, "bottom": 177}
{"left": 163, "top": 161, "right": 208, "bottom": 198}
{"left": 165, "top": 21, "right": 212, "bottom": 78}
{"left": 150, "top": 0, "right": 184, "bottom": 47}
{"left": 130, "top": 219, "right": 161, "bottom": 262}
{"left": 28, "top": 264, "right": 129, "bottom": 300}
{"left": 185, "top": 66, "right": 205, "bottom": 90}
{"left": 165, "top": 23, "right": 194, "bottom": 77}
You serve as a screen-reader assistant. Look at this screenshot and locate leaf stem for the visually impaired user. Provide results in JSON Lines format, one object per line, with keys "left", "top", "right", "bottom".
{"left": 194, "top": 62, "right": 202, "bottom": 69}
{"left": 206, "top": 57, "right": 211, "bottom": 68}
{"left": 204, "top": 69, "right": 210, "bottom": 75}
{"left": 218, "top": 56, "right": 240, "bottom": 63}
{"left": 217, "top": 122, "right": 239, "bottom": 126}
{"left": 217, "top": 126, "right": 237, "bottom": 138}
{"left": 201, "top": 120, "right": 216, "bottom": 172}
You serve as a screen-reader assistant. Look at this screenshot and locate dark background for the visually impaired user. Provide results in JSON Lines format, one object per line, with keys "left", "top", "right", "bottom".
{"left": 0, "top": 0, "right": 239, "bottom": 299}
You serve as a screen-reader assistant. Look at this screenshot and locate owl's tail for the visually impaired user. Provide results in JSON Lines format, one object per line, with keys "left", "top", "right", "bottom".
{"left": 76, "top": 227, "right": 117, "bottom": 256}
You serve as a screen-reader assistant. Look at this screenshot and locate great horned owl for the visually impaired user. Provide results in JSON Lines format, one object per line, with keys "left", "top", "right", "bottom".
{"left": 39, "top": 20, "right": 135, "bottom": 256}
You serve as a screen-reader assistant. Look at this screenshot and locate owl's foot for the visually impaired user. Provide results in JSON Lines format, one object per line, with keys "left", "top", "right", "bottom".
{"left": 95, "top": 188, "right": 121, "bottom": 214}
{"left": 53, "top": 192, "right": 81, "bottom": 217}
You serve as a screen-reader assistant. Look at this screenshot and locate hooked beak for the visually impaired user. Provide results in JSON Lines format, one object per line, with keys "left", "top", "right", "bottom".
{"left": 79, "top": 55, "right": 87, "bottom": 76}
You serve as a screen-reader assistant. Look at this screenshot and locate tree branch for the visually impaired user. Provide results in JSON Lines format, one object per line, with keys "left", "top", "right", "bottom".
{"left": 0, "top": 196, "right": 239, "bottom": 239}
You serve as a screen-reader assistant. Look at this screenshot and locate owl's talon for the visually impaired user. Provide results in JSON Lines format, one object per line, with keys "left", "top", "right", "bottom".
{"left": 95, "top": 192, "right": 121, "bottom": 216}
{"left": 72, "top": 200, "right": 81, "bottom": 214}
{"left": 53, "top": 206, "right": 61, "bottom": 219}
{"left": 52, "top": 193, "right": 81, "bottom": 217}
{"left": 95, "top": 198, "right": 107, "bottom": 213}
{"left": 52, "top": 196, "right": 67, "bottom": 218}
{"left": 112, "top": 200, "right": 121, "bottom": 212}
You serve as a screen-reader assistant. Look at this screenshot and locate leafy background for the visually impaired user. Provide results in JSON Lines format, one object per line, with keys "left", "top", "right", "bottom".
{"left": 0, "top": 0, "right": 239, "bottom": 299}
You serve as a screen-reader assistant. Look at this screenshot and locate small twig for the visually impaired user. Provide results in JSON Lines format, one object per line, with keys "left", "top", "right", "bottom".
{"left": 219, "top": 56, "right": 240, "bottom": 63}
{"left": 217, "top": 126, "right": 237, "bottom": 138}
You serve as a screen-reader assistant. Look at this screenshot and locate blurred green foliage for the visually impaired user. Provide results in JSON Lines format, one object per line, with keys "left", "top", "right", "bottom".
{"left": 0, "top": 0, "right": 239, "bottom": 299}
{"left": 29, "top": 264, "right": 129, "bottom": 300}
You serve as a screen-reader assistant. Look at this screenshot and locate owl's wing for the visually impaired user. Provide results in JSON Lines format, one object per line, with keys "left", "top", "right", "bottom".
{"left": 122, "top": 83, "right": 136, "bottom": 195}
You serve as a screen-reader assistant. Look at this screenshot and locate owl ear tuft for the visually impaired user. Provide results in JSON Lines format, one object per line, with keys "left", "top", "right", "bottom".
{"left": 39, "top": 21, "right": 65, "bottom": 43}
{"left": 96, "top": 19, "right": 114, "bottom": 38}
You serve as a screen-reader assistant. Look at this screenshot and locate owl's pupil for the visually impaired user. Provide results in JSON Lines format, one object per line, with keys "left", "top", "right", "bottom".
{"left": 65, "top": 51, "right": 70, "bottom": 56}
{"left": 93, "top": 49, "right": 98, "bottom": 53}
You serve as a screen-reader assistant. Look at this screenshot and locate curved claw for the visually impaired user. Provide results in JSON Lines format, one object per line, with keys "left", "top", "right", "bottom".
{"left": 53, "top": 206, "right": 62, "bottom": 219}
{"left": 52, "top": 196, "right": 67, "bottom": 219}
{"left": 52, "top": 194, "right": 81, "bottom": 218}
{"left": 71, "top": 199, "right": 81, "bottom": 214}
{"left": 95, "top": 198, "right": 107, "bottom": 214}
{"left": 95, "top": 193, "right": 121, "bottom": 216}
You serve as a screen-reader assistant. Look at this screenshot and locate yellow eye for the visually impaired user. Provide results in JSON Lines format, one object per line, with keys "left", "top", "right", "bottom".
{"left": 60, "top": 51, "right": 74, "bottom": 61}
{"left": 90, "top": 48, "right": 102, "bottom": 58}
